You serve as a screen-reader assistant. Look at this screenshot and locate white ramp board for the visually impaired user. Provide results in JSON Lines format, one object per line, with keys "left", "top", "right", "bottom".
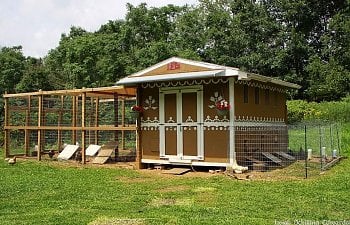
{"left": 57, "top": 145, "right": 80, "bottom": 160}
{"left": 85, "top": 144, "right": 101, "bottom": 156}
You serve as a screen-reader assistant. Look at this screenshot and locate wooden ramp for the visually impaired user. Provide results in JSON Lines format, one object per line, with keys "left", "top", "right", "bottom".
{"left": 245, "top": 156, "right": 267, "bottom": 171}
{"left": 275, "top": 152, "right": 296, "bottom": 161}
{"left": 92, "top": 143, "right": 118, "bottom": 164}
{"left": 57, "top": 145, "right": 80, "bottom": 160}
{"left": 245, "top": 156, "right": 265, "bottom": 165}
{"left": 262, "top": 152, "right": 284, "bottom": 166}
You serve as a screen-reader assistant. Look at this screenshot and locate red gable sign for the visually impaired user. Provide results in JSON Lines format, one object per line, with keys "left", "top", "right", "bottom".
{"left": 167, "top": 62, "right": 180, "bottom": 70}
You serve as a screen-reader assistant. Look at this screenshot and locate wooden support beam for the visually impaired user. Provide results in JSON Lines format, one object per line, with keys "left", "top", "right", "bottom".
{"left": 24, "top": 96, "right": 31, "bottom": 156}
{"left": 95, "top": 97, "right": 99, "bottom": 145}
{"left": 121, "top": 98, "right": 125, "bottom": 150}
{"left": 57, "top": 95, "right": 64, "bottom": 152}
{"left": 114, "top": 94, "right": 119, "bottom": 159}
{"left": 135, "top": 87, "right": 142, "bottom": 169}
{"left": 41, "top": 96, "right": 46, "bottom": 153}
{"left": 4, "top": 96, "right": 9, "bottom": 158}
{"left": 81, "top": 92, "right": 86, "bottom": 164}
{"left": 88, "top": 97, "right": 94, "bottom": 145}
{"left": 37, "top": 93, "right": 43, "bottom": 161}
{"left": 72, "top": 96, "right": 77, "bottom": 144}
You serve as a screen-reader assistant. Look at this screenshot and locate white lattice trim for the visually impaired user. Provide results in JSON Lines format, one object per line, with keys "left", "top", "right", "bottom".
{"left": 204, "top": 115, "right": 229, "bottom": 122}
{"left": 141, "top": 117, "right": 159, "bottom": 123}
{"left": 235, "top": 116, "right": 285, "bottom": 123}
{"left": 141, "top": 78, "right": 228, "bottom": 88}
{"left": 235, "top": 80, "right": 285, "bottom": 93}
{"left": 141, "top": 126, "right": 160, "bottom": 131}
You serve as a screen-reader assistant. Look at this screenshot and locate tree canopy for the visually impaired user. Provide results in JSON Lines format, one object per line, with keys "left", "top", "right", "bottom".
{"left": 1, "top": 0, "right": 349, "bottom": 101}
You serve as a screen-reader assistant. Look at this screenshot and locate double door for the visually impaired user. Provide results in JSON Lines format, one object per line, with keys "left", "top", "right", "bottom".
{"left": 159, "top": 86, "right": 204, "bottom": 161}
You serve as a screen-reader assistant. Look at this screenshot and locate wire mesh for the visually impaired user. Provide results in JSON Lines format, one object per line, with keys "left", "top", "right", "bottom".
{"left": 5, "top": 94, "right": 137, "bottom": 163}
{"left": 235, "top": 124, "right": 291, "bottom": 171}
{"left": 288, "top": 123, "right": 343, "bottom": 177}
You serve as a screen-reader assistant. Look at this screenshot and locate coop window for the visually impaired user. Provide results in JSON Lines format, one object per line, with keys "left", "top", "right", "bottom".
{"left": 255, "top": 87, "right": 259, "bottom": 104}
{"left": 265, "top": 89, "right": 270, "bottom": 105}
{"left": 243, "top": 85, "right": 248, "bottom": 103}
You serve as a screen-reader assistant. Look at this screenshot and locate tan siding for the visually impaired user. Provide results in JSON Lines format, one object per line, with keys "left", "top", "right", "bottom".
{"left": 141, "top": 130, "right": 159, "bottom": 159}
{"left": 140, "top": 87, "right": 160, "bottom": 159}
{"left": 204, "top": 130, "right": 229, "bottom": 163}
{"left": 234, "top": 82, "right": 286, "bottom": 120}
{"left": 203, "top": 81, "right": 230, "bottom": 120}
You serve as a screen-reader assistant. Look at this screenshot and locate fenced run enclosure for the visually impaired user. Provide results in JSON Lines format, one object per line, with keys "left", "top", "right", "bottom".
{"left": 233, "top": 122, "right": 343, "bottom": 177}
{"left": 4, "top": 87, "right": 138, "bottom": 164}
{"left": 288, "top": 123, "right": 344, "bottom": 178}
{"left": 235, "top": 123, "right": 292, "bottom": 171}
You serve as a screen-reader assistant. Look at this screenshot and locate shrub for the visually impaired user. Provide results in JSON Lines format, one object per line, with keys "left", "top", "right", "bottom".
{"left": 287, "top": 96, "right": 350, "bottom": 124}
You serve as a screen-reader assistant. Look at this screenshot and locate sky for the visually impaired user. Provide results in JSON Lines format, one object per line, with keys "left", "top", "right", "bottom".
{"left": 0, "top": 0, "right": 198, "bottom": 58}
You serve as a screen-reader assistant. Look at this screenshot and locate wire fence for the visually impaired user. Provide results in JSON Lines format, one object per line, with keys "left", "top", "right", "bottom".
{"left": 5, "top": 95, "right": 137, "bottom": 163}
{"left": 288, "top": 123, "right": 343, "bottom": 178}
{"left": 234, "top": 122, "right": 344, "bottom": 178}
{"left": 5, "top": 93, "right": 345, "bottom": 176}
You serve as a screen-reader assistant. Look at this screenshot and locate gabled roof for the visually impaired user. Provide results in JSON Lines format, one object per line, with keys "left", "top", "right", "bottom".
{"left": 116, "top": 57, "right": 301, "bottom": 89}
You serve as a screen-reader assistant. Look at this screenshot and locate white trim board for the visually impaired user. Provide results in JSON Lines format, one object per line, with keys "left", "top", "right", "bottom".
{"left": 141, "top": 159, "right": 229, "bottom": 167}
{"left": 117, "top": 70, "right": 226, "bottom": 85}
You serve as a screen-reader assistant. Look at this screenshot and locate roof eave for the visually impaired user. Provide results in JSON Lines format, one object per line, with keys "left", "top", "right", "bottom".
{"left": 239, "top": 73, "right": 301, "bottom": 89}
{"left": 116, "top": 70, "right": 229, "bottom": 86}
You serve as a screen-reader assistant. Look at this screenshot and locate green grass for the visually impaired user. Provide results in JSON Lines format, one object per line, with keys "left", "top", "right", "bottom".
{"left": 1, "top": 150, "right": 350, "bottom": 225}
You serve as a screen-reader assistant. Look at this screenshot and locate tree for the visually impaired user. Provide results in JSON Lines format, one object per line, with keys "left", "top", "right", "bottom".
{"left": 16, "top": 57, "right": 53, "bottom": 92}
{"left": 0, "top": 46, "right": 25, "bottom": 94}
{"left": 0, "top": 46, "right": 26, "bottom": 124}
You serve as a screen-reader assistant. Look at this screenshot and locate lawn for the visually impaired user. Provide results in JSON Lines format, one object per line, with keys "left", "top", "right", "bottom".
{"left": 0, "top": 151, "right": 349, "bottom": 225}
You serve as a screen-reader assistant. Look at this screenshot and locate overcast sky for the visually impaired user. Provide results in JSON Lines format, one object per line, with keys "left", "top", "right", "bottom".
{"left": 0, "top": 0, "right": 198, "bottom": 58}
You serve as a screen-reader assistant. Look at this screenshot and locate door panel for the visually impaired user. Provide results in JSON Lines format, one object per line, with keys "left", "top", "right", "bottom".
{"left": 160, "top": 87, "right": 203, "bottom": 160}
{"left": 164, "top": 93, "right": 177, "bottom": 156}
{"left": 182, "top": 92, "right": 197, "bottom": 122}
{"left": 182, "top": 126, "right": 198, "bottom": 156}
{"left": 182, "top": 92, "right": 198, "bottom": 157}
{"left": 165, "top": 126, "right": 177, "bottom": 155}
{"left": 164, "top": 93, "right": 177, "bottom": 122}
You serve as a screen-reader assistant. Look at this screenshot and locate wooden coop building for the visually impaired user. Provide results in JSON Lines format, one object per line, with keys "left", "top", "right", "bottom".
{"left": 3, "top": 86, "right": 138, "bottom": 165}
{"left": 117, "top": 57, "right": 301, "bottom": 171}
{"left": 4, "top": 57, "right": 301, "bottom": 171}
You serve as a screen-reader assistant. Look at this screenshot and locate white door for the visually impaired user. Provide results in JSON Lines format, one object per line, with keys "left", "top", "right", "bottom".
{"left": 159, "top": 86, "right": 203, "bottom": 161}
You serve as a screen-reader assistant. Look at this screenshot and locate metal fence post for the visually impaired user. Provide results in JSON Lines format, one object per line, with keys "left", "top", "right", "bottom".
{"left": 319, "top": 125, "right": 323, "bottom": 171}
{"left": 304, "top": 125, "right": 308, "bottom": 179}
{"left": 336, "top": 124, "right": 341, "bottom": 156}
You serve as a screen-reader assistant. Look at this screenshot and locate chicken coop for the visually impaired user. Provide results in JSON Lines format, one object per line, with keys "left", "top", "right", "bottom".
{"left": 4, "top": 57, "right": 303, "bottom": 172}
{"left": 3, "top": 86, "right": 138, "bottom": 165}
{"left": 117, "top": 57, "right": 301, "bottom": 172}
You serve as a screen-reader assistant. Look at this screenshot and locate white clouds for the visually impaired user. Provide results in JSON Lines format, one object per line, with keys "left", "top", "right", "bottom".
{"left": 0, "top": 0, "right": 198, "bottom": 57}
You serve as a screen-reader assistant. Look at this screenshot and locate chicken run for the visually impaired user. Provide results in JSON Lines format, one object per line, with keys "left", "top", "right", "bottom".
{"left": 3, "top": 86, "right": 140, "bottom": 166}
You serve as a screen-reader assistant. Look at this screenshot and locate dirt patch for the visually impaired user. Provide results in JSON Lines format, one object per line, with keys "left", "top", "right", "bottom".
{"left": 14, "top": 157, "right": 322, "bottom": 181}
{"left": 232, "top": 161, "right": 322, "bottom": 181}
{"left": 139, "top": 168, "right": 220, "bottom": 178}
{"left": 16, "top": 156, "right": 135, "bottom": 169}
